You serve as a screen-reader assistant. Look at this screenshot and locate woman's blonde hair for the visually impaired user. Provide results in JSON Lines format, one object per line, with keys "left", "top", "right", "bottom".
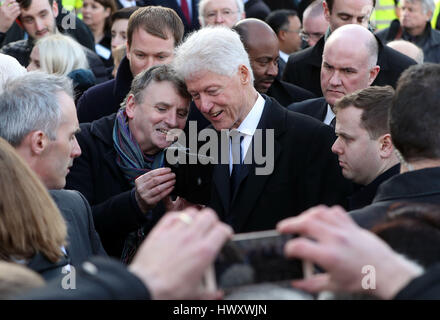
{"left": 0, "top": 137, "right": 67, "bottom": 263}
{"left": 35, "top": 34, "right": 89, "bottom": 77}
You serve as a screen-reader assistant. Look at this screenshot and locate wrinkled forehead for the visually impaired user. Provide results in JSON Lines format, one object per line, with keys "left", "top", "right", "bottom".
{"left": 205, "top": 0, "right": 238, "bottom": 12}
{"left": 185, "top": 70, "right": 236, "bottom": 90}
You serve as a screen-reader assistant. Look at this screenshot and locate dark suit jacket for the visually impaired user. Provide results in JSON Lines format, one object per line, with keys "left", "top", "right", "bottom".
{"left": 147, "top": 0, "right": 200, "bottom": 34}
{"left": 282, "top": 35, "right": 417, "bottom": 96}
{"left": 180, "top": 96, "right": 352, "bottom": 232}
{"left": 351, "top": 167, "right": 440, "bottom": 230}
{"left": 287, "top": 97, "right": 328, "bottom": 122}
{"left": 77, "top": 56, "right": 132, "bottom": 123}
{"left": 394, "top": 264, "right": 440, "bottom": 300}
{"left": 25, "top": 190, "right": 107, "bottom": 281}
{"left": 50, "top": 190, "right": 107, "bottom": 265}
{"left": 267, "top": 78, "right": 316, "bottom": 107}
{"left": 245, "top": 0, "right": 271, "bottom": 21}
{"left": 21, "top": 256, "right": 151, "bottom": 300}
{"left": 347, "top": 164, "right": 400, "bottom": 211}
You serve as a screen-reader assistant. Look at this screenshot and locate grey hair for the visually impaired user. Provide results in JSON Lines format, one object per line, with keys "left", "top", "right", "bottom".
{"left": 124, "top": 64, "right": 191, "bottom": 106}
{"left": 406, "top": 0, "right": 435, "bottom": 17}
{"left": 198, "top": 0, "right": 244, "bottom": 27}
{"left": 173, "top": 26, "right": 254, "bottom": 83}
{"left": 0, "top": 54, "right": 27, "bottom": 94}
{"left": 0, "top": 71, "right": 73, "bottom": 146}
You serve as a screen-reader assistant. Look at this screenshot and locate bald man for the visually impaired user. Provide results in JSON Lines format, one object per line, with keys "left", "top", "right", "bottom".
{"left": 233, "top": 18, "right": 315, "bottom": 106}
{"left": 288, "top": 24, "right": 380, "bottom": 127}
{"left": 302, "top": 0, "right": 329, "bottom": 47}
{"left": 387, "top": 40, "right": 424, "bottom": 64}
{"left": 282, "top": 0, "right": 417, "bottom": 97}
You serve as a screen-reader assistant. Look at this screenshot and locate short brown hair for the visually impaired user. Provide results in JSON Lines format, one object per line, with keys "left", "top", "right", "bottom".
{"left": 17, "top": 0, "right": 54, "bottom": 10}
{"left": 128, "top": 64, "right": 191, "bottom": 105}
{"left": 127, "top": 6, "right": 184, "bottom": 48}
{"left": 334, "top": 86, "right": 395, "bottom": 139}
{"left": 0, "top": 137, "right": 67, "bottom": 263}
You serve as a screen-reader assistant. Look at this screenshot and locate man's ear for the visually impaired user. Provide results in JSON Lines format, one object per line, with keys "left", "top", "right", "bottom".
{"left": 379, "top": 133, "right": 394, "bottom": 158}
{"left": 323, "top": 1, "right": 331, "bottom": 23}
{"left": 368, "top": 65, "right": 380, "bottom": 85}
{"left": 52, "top": 0, "right": 59, "bottom": 18}
{"left": 278, "top": 30, "right": 287, "bottom": 41}
{"left": 238, "top": 64, "right": 251, "bottom": 85}
{"left": 29, "top": 130, "right": 49, "bottom": 155}
{"left": 125, "top": 94, "right": 137, "bottom": 119}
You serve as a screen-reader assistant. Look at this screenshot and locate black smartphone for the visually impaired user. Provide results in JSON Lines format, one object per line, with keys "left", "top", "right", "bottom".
{"left": 213, "top": 230, "right": 304, "bottom": 290}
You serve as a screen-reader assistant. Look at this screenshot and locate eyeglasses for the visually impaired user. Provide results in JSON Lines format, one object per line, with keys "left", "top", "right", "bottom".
{"left": 283, "top": 28, "right": 301, "bottom": 34}
{"left": 205, "top": 9, "right": 238, "bottom": 20}
{"left": 299, "top": 30, "right": 324, "bottom": 42}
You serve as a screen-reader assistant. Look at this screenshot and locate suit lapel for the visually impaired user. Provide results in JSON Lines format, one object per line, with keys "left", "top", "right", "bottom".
{"left": 231, "top": 139, "right": 282, "bottom": 231}
{"left": 213, "top": 162, "right": 230, "bottom": 216}
{"left": 318, "top": 98, "right": 328, "bottom": 122}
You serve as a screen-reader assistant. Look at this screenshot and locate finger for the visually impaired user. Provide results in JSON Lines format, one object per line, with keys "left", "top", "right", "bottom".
{"left": 284, "top": 237, "right": 333, "bottom": 269}
{"left": 142, "top": 179, "right": 176, "bottom": 199}
{"left": 135, "top": 167, "right": 173, "bottom": 182}
{"left": 147, "top": 184, "right": 175, "bottom": 204}
{"left": 145, "top": 174, "right": 176, "bottom": 191}
{"left": 277, "top": 205, "right": 331, "bottom": 232}
{"left": 199, "top": 289, "right": 224, "bottom": 300}
{"left": 291, "top": 273, "right": 331, "bottom": 293}
{"left": 136, "top": 170, "right": 175, "bottom": 186}
{"left": 201, "top": 222, "right": 233, "bottom": 257}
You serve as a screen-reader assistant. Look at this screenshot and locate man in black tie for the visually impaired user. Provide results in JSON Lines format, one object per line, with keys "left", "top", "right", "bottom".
{"left": 172, "top": 27, "right": 352, "bottom": 233}
{"left": 288, "top": 24, "right": 380, "bottom": 128}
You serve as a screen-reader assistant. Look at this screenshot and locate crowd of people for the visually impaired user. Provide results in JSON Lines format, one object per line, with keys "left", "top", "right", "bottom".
{"left": 1, "top": 0, "right": 440, "bottom": 300}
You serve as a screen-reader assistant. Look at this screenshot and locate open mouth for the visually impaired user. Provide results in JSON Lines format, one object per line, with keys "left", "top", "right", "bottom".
{"left": 157, "top": 128, "right": 169, "bottom": 135}
{"left": 210, "top": 110, "right": 223, "bottom": 119}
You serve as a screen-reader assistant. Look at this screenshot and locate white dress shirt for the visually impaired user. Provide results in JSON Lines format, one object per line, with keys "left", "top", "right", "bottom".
{"left": 229, "top": 94, "right": 266, "bottom": 174}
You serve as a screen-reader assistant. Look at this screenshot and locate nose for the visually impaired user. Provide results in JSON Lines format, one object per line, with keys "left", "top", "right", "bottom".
{"left": 71, "top": 137, "right": 82, "bottom": 158}
{"left": 267, "top": 61, "right": 278, "bottom": 77}
{"left": 198, "top": 94, "right": 213, "bottom": 114}
{"left": 143, "top": 57, "right": 156, "bottom": 71}
{"left": 34, "top": 18, "right": 44, "bottom": 32}
{"left": 331, "top": 137, "right": 342, "bottom": 155}
{"left": 215, "top": 12, "right": 225, "bottom": 24}
{"left": 164, "top": 110, "right": 178, "bottom": 128}
{"left": 329, "top": 70, "right": 342, "bottom": 86}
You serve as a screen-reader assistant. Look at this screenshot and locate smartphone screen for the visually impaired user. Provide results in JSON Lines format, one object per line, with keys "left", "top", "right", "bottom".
{"left": 213, "top": 230, "right": 304, "bottom": 290}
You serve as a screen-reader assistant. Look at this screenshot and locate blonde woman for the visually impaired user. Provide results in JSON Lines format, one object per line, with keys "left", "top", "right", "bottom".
{"left": 27, "top": 34, "right": 96, "bottom": 102}
{"left": 0, "top": 137, "right": 69, "bottom": 280}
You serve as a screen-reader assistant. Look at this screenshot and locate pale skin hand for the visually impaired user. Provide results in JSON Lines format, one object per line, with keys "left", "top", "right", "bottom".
{"left": 277, "top": 205, "right": 424, "bottom": 300}
{"left": 134, "top": 167, "right": 176, "bottom": 213}
{"left": 0, "top": 0, "right": 20, "bottom": 33}
{"left": 128, "top": 207, "right": 233, "bottom": 300}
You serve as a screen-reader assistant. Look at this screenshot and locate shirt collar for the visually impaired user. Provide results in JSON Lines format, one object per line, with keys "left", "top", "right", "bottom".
{"left": 236, "top": 93, "right": 265, "bottom": 137}
{"left": 279, "top": 50, "right": 289, "bottom": 63}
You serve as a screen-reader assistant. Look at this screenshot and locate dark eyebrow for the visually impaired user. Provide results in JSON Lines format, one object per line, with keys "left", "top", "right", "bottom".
{"left": 337, "top": 132, "right": 354, "bottom": 140}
